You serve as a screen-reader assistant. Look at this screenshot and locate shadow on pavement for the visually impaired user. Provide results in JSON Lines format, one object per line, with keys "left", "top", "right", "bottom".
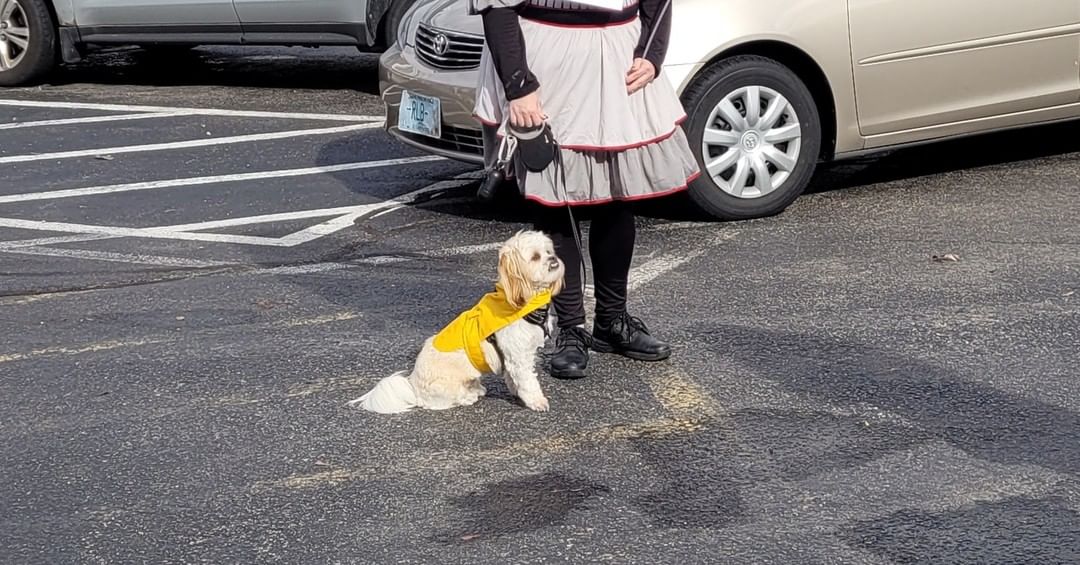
{"left": 317, "top": 119, "right": 1080, "bottom": 226}
{"left": 707, "top": 324, "right": 1080, "bottom": 476}
{"left": 807, "top": 120, "right": 1080, "bottom": 195}
{"left": 842, "top": 496, "right": 1080, "bottom": 564}
{"left": 45, "top": 46, "right": 381, "bottom": 94}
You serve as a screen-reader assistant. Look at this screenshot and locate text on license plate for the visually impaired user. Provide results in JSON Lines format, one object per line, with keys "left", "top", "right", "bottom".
{"left": 398, "top": 90, "right": 442, "bottom": 139}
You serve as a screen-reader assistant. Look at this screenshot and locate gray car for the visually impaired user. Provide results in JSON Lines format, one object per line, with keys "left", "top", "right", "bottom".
{"left": 0, "top": 0, "right": 419, "bottom": 86}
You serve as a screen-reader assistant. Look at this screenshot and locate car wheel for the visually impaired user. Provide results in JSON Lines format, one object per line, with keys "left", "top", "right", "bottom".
{"left": 381, "top": 0, "right": 420, "bottom": 47}
{"left": 681, "top": 55, "right": 822, "bottom": 220}
{"left": 0, "top": 0, "right": 56, "bottom": 86}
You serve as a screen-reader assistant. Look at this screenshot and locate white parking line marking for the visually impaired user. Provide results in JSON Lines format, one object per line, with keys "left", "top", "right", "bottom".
{"left": 0, "top": 155, "right": 446, "bottom": 204}
{"left": 275, "top": 178, "right": 477, "bottom": 246}
{"left": 0, "top": 177, "right": 476, "bottom": 248}
{"left": 0, "top": 216, "right": 284, "bottom": 246}
{"left": 0, "top": 112, "right": 195, "bottom": 130}
{"left": 425, "top": 242, "right": 503, "bottom": 257}
{"left": 0, "top": 99, "right": 382, "bottom": 122}
{"left": 0, "top": 122, "right": 382, "bottom": 164}
{"left": 258, "top": 263, "right": 353, "bottom": 275}
{"left": 581, "top": 233, "right": 735, "bottom": 315}
{"left": 0, "top": 234, "right": 115, "bottom": 249}
{"left": 1, "top": 246, "right": 231, "bottom": 267}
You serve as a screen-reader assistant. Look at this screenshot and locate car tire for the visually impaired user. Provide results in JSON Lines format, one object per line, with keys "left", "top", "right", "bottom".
{"left": 0, "top": 0, "right": 57, "bottom": 86}
{"left": 381, "top": 0, "right": 420, "bottom": 47}
{"left": 681, "top": 55, "right": 822, "bottom": 220}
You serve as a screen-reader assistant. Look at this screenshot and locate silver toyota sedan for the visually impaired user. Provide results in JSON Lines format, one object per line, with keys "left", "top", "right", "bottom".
{"left": 380, "top": 0, "right": 1080, "bottom": 220}
{"left": 0, "top": 0, "right": 419, "bottom": 86}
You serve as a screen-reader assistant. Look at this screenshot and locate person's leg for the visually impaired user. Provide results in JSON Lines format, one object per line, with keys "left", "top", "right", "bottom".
{"left": 532, "top": 204, "right": 585, "bottom": 328}
{"left": 589, "top": 202, "right": 672, "bottom": 362}
{"left": 532, "top": 203, "right": 591, "bottom": 378}
{"left": 590, "top": 201, "right": 635, "bottom": 327}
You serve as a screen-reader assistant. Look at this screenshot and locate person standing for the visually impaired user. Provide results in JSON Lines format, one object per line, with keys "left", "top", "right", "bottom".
{"left": 471, "top": 0, "right": 700, "bottom": 379}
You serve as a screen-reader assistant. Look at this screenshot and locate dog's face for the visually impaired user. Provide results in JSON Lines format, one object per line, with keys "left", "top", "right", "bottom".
{"left": 498, "top": 230, "right": 565, "bottom": 308}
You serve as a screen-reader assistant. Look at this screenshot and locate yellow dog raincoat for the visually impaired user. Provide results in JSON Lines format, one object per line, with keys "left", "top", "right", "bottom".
{"left": 432, "top": 285, "right": 552, "bottom": 373}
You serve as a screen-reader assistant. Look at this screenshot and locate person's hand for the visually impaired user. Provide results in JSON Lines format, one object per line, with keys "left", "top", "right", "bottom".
{"left": 626, "top": 58, "right": 657, "bottom": 95}
{"left": 509, "top": 91, "right": 546, "bottom": 129}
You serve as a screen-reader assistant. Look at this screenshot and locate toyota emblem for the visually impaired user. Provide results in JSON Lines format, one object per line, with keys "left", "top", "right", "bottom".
{"left": 432, "top": 33, "right": 450, "bottom": 56}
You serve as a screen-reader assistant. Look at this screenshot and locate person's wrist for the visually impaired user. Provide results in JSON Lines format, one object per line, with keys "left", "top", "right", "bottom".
{"left": 646, "top": 57, "right": 661, "bottom": 78}
{"left": 506, "top": 82, "right": 539, "bottom": 101}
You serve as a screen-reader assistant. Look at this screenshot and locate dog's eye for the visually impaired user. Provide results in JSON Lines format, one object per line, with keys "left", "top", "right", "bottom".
{"left": 531, "top": 252, "right": 541, "bottom": 262}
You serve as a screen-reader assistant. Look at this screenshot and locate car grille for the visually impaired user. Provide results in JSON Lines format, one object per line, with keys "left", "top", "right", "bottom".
{"left": 401, "top": 124, "right": 484, "bottom": 157}
{"left": 415, "top": 24, "right": 484, "bottom": 70}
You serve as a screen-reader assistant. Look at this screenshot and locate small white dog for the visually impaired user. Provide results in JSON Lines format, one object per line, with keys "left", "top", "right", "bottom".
{"left": 348, "top": 230, "right": 565, "bottom": 413}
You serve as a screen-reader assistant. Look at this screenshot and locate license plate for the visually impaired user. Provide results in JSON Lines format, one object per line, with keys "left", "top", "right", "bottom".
{"left": 398, "top": 90, "right": 441, "bottom": 139}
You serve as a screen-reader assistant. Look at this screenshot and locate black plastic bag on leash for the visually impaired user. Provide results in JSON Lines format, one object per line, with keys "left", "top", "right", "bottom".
{"left": 510, "top": 123, "right": 558, "bottom": 173}
{"left": 476, "top": 123, "right": 558, "bottom": 201}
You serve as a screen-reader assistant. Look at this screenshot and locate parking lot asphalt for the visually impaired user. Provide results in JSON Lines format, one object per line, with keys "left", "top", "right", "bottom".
{"left": 2, "top": 46, "right": 1080, "bottom": 564}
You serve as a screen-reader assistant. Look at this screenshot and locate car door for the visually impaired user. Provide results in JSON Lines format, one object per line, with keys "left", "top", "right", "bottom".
{"left": 848, "top": 0, "right": 1080, "bottom": 139}
{"left": 233, "top": 0, "right": 369, "bottom": 44}
{"left": 73, "top": 0, "right": 241, "bottom": 40}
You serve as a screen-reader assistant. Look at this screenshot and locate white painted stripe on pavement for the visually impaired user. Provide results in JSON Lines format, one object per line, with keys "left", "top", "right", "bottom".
{"left": 0, "top": 123, "right": 380, "bottom": 164}
{"left": 1, "top": 246, "right": 232, "bottom": 267}
{"left": 0, "top": 112, "right": 194, "bottom": 130}
{"left": 0, "top": 234, "right": 115, "bottom": 249}
{"left": 0, "top": 177, "right": 473, "bottom": 247}
{"left": 274, "top": 178, "right": 476, "bottom": 246}
{"left": 0, "top": 217, "right": 286, "bottom": 246}
{"left": 257, "top": 263, "right": 354, "bottom": 275}
{"left": 0, "top": 155, "right": 446, "bottom": 204}
{"left": 425, "top": 242, "right": 503, "bottom": 257}
{"left": 0, "top": 99, "right": 381, "bottom": 122}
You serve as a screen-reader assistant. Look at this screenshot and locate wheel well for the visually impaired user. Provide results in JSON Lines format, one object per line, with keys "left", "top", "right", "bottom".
{"left": 694, "top": 41, "right": 837, "bottom": 161}
{"left": 37, "top": 0, "right": 63, "bottom": 34}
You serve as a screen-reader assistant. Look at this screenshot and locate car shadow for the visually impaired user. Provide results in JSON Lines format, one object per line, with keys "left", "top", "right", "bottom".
{"left": 45, "top": 45, "right": 381, "bottom": 94}
{"left": 806, "top": 120, "right": 1080, "bottom": 196}
{"left": 316, "top": 118, "right": 1080, "bottom": 227}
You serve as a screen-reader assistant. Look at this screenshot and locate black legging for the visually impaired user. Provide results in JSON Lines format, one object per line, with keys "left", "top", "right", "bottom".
{"left": 532, "top": 202, "right": 635, "bottom": 329}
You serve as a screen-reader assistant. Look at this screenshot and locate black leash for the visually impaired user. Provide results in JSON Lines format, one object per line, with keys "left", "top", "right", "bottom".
{"left": 551, "top": 146, "right": 588, "bottom": 308}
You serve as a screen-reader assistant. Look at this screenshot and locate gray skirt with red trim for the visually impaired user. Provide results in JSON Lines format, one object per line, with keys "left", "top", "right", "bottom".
{"left": 473, "top": 12, "right": 700, "bottom": 206}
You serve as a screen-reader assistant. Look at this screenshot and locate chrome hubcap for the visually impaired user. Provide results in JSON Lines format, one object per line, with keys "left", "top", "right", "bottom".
{"left": 0, "top": 0, "right": 30, "bottom": 71}
{"left": 701, "top": 85, "right": 802, "bottom": 199}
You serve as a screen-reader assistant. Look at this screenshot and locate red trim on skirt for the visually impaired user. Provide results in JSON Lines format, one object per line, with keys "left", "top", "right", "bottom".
{"left": 482, "top": 116, "right": 690, "bottom": 152}
{"left": 558, "top": 117, "right": 688, "bottom": 152}
{"left": 472, "top": 114, "right": 499, "bottom": 127}
{"left": 520, "top": 15, "right": 638, "bottom": 29}
{"left": 524, "top": 171, "right": 702, "bottom": 208}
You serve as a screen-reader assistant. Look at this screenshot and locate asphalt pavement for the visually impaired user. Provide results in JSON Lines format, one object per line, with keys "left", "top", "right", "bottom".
{"left": 1, "top": 46, "right": 1079, "bottom": 564}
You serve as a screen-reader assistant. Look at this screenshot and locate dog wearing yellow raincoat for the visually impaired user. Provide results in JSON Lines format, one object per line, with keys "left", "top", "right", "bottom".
{"left": 349, "top": 230, "right": 565, "bottom": 413}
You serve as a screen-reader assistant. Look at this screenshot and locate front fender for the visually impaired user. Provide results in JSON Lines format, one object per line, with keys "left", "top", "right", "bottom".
{"left": 48, "top": 0, "right": 77, "bottom": 26}
{"left": 368, "top": 0, "right": 392, "bottom": 29}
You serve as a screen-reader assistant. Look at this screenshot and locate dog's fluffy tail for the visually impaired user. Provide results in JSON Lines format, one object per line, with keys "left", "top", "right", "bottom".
{"left": 347, "top": 371, "right": 417, "bottom": 414}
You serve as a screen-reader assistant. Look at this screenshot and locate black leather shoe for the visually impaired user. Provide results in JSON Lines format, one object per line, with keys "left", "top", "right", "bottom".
{"left": 550, "top": 326, "right": 591, "bottom": 379}
{"left": 592, "top": 313, "right": 671, "bottom": 362}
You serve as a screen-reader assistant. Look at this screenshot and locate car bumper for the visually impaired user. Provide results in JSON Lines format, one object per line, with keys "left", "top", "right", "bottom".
{"left": 379, "top": 44, "right": 489, "bottom": 166}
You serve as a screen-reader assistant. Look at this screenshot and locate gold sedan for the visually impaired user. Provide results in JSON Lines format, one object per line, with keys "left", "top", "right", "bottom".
{"left": 380, "top": 0, "right": 1080, "bottom": 219}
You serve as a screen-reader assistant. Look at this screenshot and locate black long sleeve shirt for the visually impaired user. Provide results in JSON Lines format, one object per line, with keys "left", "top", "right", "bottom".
{"left": 479, "top": 0, "right": 672, "bottom": 101}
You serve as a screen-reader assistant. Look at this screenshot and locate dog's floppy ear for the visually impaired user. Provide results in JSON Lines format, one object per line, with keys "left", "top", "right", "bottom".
{"left": 498, "top": 245, "right": 530, "bottom": 309}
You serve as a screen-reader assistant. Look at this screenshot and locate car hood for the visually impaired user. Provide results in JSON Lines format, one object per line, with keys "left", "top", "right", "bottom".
{"left": 423, "top": 0, "right": 483, "bottom": 35}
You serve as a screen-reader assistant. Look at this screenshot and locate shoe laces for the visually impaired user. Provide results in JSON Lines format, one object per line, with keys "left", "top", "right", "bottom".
{"left": 609, "top": 312, "right": 649, "bottom": 337}
{"left": 557, "top": 326, "right": 592, "bottom": 348}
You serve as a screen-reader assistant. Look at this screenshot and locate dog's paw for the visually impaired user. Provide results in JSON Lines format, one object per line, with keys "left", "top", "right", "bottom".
{"left": 522, "top": 394, "right": 550, "bottom": 412}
